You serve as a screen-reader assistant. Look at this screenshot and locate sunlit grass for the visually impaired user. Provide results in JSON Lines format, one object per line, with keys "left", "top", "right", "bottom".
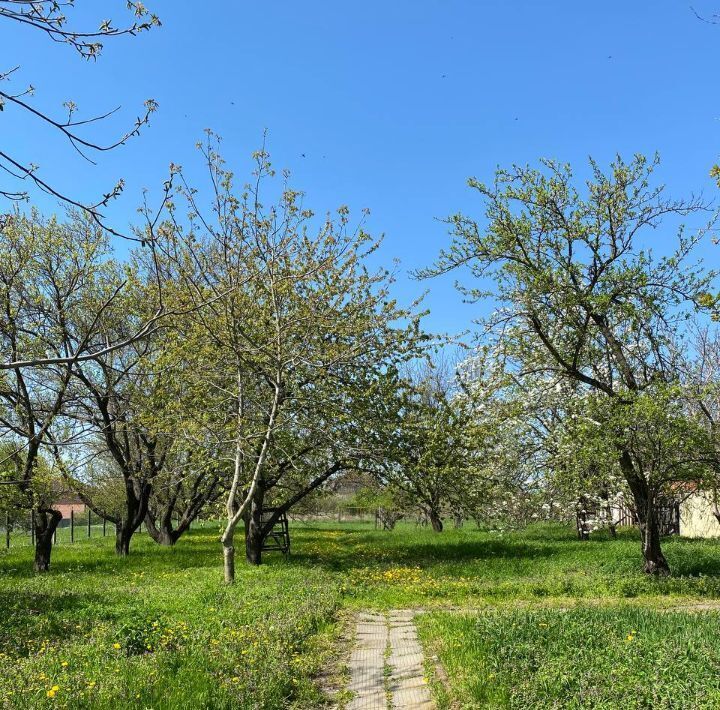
{"left": 0, "top": 525, "right": 340, "bottom": 709}
{"left": 418, "top": 607, "right": 720, "bottom": 709}
{"left": 2, "top": 521, "right": 720, "bottom": 708}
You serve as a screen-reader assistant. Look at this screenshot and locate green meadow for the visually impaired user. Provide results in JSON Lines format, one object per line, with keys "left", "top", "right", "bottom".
{"left": 2, "top": 522, "right": 720, "bottom": 709}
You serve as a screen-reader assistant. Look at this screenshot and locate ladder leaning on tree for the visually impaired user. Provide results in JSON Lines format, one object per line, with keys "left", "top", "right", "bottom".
{"left": 260, "top": 508, "right": 290, "bottom": 555}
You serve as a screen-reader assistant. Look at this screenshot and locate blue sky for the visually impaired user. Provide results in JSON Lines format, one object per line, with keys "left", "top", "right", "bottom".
{"left": 3, "top": 1, "right": 720, "bottom": 336}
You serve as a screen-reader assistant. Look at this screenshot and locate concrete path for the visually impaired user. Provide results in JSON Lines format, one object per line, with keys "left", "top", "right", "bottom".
{"left": 347, "top": 610, "right": 435, "bottom": 710}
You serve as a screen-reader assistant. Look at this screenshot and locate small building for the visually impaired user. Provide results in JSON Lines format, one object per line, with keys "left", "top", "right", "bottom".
{"left": 679, "top": 491, "right": 720, "bottom": 539}
{"left": 52, "top": 494, "right": 86, "bottom": 519}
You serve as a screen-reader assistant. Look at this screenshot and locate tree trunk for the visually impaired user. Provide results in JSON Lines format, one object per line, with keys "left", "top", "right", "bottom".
{"left": 428, "top": 508, "right": 443, "bottom": 533}
{"left": 153, "top": 527, "right": 176, "bottom": 546}
{"left": 33, "top": 509, "right": 62, "bottom": 573}
{"left": 622, "top": 457, "right": 670, "bottom": 576}
{"left": 222, "top": 534, "right": 235, "bottom": 584}
{"left": 244, "top": 487, "right": 266, "bottom": 566}
{"left": 115, "top": 522, "right": 133, "bottom": 557}
{"left": 638, "top": 503, "right": 669, "bottom": 575}
{"left": 144, "top": 513, "right": 179, "bottom": 546}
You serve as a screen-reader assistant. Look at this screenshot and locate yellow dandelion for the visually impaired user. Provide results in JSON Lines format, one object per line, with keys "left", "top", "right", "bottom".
{"left": 112, "top": 643, "right": 121, "bottom": 650}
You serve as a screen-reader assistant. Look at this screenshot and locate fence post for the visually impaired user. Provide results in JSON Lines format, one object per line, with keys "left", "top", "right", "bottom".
{"left": 103, "top": 518, "right": 106, "bottom": 537}
{"left": 70, "top": 509, "right": 74, "bottom": 543}
{"left": 5, "top": 512, "right": 9, "bottom": 549}
{"left": 87, "top": 510, "right": 91, "bottom": 539}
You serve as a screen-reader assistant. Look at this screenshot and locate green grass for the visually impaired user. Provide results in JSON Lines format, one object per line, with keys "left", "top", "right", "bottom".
{"left": 2, "top": 521, "right": 720, "bottom": 708}
{"left": 417, "top": 608, "right": 720, "bottom": 709}
{"left": 294, "top": 521, "right": 720, "bottom": 608}
{"left": 0, "top": 525, "right": 342, "bottom": 709}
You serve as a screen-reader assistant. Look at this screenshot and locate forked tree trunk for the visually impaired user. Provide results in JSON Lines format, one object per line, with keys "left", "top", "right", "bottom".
{"left": 151, "top": 526, "right": 177, "bottom": 546}
{"left": 144, "top": 513, "right": 181, "bottom": 546}
{"left": 113, "top": 480, "right": 152, "bottom": 557}
{"left": 115, "top": 522, "right": 133, "bottom": 557}
{"left": 33, "top": 509, "right": 62, "bottom": 573}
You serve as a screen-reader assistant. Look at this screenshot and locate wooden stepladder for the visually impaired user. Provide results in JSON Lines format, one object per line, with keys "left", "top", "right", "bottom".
{"left": 260, "top": 508, "right": 290, "bottom": 556}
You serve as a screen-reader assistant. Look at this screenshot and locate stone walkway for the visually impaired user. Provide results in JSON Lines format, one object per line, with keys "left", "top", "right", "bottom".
{"left": 347, "top": 610, "right": 435, "bottom": 710}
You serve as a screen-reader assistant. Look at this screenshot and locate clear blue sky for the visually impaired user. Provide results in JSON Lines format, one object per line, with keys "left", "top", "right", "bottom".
{"left": 3, "top": 1, "right": 720, "bottom": 336}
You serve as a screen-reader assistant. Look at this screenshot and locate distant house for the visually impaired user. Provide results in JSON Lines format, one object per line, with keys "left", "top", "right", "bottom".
{"left": 576, "top": 492, "right": 720, "bottom": 540}
{"left": 52, "top": 493, "right": 86, "bottom": 519}
{"left": 606, "top": 488, "right": 720, "bottom": 540}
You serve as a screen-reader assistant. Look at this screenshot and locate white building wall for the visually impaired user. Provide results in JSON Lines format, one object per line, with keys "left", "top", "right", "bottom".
{"left": 680, "top": 493, "right": 720, "bottom": 539}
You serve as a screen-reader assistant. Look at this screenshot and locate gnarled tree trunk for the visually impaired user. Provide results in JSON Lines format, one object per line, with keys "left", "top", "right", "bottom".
{"left": 622, "top": 453, "right": 670, "bottom": 576}
{"left": 115, "top": 521, "right": 133, "bottom": 557}
{"left": 145, "top": 517, "right": 178, "bottom": 546}
{"left": 244, "top": 485, "right": 266, "bottom": 566}
{"left": 113, "top": 478, "right": 152, "bottom": 557}
{"left": 33, "top": 508, "right": 62, "bottom": 573}
{"left": 428, "top": 508, "right": 443, "bottom": 533}
{"left": 144, "top": 507, "right": 187, "bottom": 546}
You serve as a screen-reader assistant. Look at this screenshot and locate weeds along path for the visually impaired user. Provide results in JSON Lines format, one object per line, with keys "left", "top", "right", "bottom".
{"left": 347, "top": 610, "right": 435, "bottom": 710}
{"left": 342, "top": 601, "right": 720, "bottom": 708}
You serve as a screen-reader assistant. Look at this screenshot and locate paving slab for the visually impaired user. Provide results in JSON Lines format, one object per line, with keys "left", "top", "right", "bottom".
{"left": 346, "top": 610, "right": 435, "bottom": 709}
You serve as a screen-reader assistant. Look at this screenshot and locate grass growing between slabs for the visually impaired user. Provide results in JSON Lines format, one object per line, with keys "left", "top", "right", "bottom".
{"left": 417, "top": 607, "right": 720, "bottom": 709}
{"left": 3, "top": 521, "right": 720, "bottom": 708}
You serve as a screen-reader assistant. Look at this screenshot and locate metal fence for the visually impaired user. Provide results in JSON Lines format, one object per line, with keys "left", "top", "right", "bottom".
{"left": 289, "top": 505, "right": 377, "bottom": 524}
{"left": 0, "top": 512, "right": 216, "bottom": 550}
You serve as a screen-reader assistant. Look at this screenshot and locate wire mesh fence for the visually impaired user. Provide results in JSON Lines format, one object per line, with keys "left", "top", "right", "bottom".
{"left": 0, "top": 511, "right": 219, "bottom": 550}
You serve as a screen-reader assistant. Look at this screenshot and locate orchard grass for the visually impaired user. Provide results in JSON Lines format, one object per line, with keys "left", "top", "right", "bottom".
{"left": 0, "top": 526, "right": 343, "bottom": 710}
{"left": 417, "top": 608, "right": 720, "bottom": 709}
{"left": 3, "top": 522, "right": 720, "bottom": 708}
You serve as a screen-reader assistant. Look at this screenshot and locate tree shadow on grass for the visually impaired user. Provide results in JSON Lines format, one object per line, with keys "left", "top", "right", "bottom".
{"left": 287, "top": 535, "right": 565, "bottom": 573}
{"left": 0, "top": 541, "right": 225, "bottom": 583}
{"left": 0, "top": 589, "right": 119, "bottom": 655}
